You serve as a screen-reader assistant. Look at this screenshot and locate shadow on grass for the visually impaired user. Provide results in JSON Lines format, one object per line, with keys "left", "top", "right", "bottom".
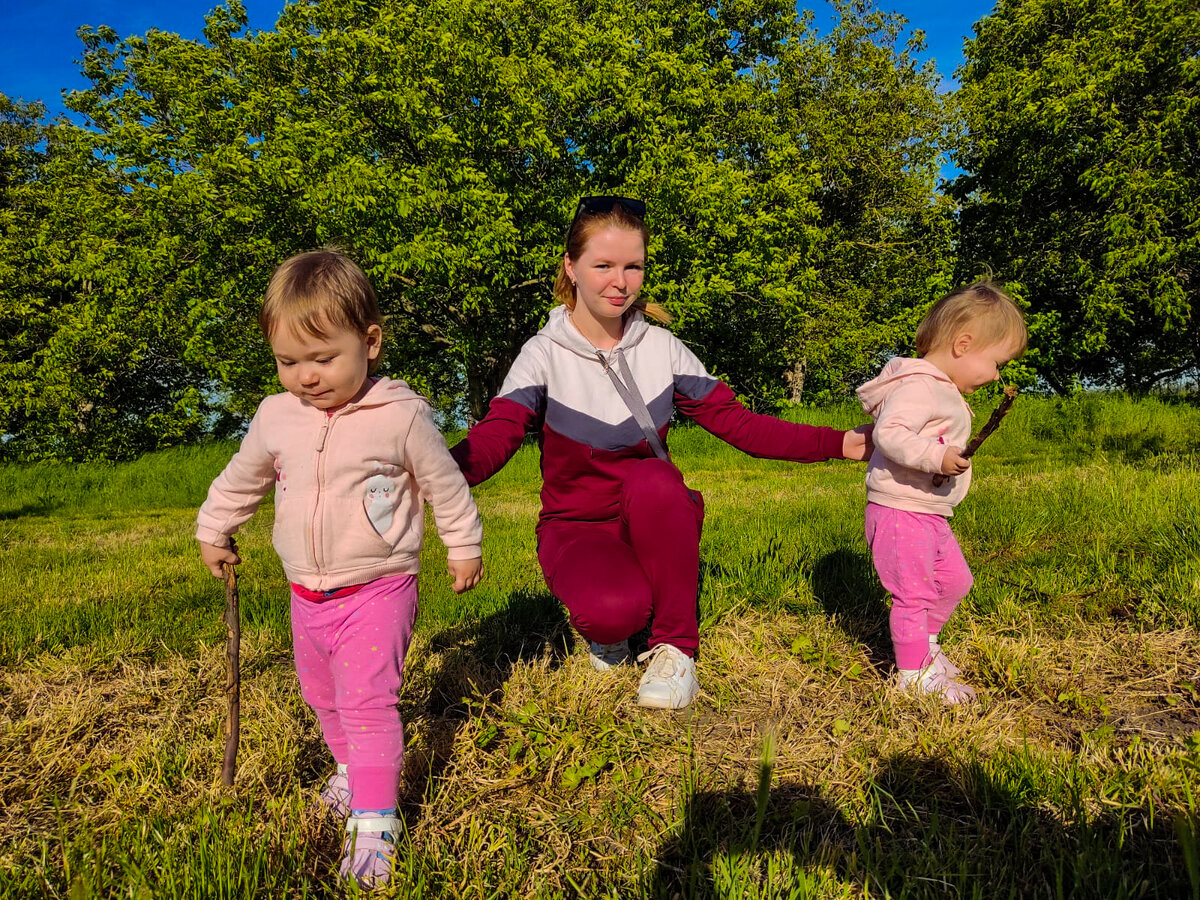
{"left": 0, "top": 499, "right": 63, "bottom": 519}
{"left": 649, "top": 752, "right": 1195, "bottom": 898}
{"left": 810, "top": 548, "right": 891, "bottom": 671}
{"left": 398, "top": 587, "right": 574, "bottom": 820}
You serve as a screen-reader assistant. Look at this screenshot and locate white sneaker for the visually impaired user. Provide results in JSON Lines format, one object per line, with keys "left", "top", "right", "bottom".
{"left": 636, "top": 644, "right": 699, "bottom": 709}
{"left": 588, "top": 640, "right": 631, "bottom": 671}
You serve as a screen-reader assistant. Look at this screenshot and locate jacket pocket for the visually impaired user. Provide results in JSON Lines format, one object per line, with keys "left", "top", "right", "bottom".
{"left": 363, "top": 472, "right": 401, "bottom": 540}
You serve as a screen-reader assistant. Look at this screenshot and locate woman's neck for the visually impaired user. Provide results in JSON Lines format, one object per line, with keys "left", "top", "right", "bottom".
{"left": 568, "top": 306, "right": 624, "bottom": 351}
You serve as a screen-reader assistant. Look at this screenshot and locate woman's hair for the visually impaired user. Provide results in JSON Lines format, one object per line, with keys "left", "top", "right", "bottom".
{"left": 915, "top": 281, "right": 1028, "bottom": 357}
{"left": 551, "top": 201, "right": 671, "bottom": 324}
{"left": 260, "top": 249, "right": 385, "bottom": 372}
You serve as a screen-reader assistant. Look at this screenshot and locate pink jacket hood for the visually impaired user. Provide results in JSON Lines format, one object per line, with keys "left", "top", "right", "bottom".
{"left": 857, "top": 357, "right": 957, "bottom": 415}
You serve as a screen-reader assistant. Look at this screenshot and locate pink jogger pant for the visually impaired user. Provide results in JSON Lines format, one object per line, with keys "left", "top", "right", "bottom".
{"left": 290, "top": 573, "right": 418, "bottom": 811}
{"left": 537, "top": 458, "right": 705, "bottom": 657}
{"left": 864, "top": 502, "right": 973, "bottom": 670}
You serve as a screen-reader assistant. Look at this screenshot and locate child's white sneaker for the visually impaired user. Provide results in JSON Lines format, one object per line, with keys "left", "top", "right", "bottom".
{"left": 636, "top": 644, "right": 699, "bottom": 709}
{"left": 589, "top": 639, "right": 632, "bottom": 671}
{"left": 897, "top": 666, "right": 976, "bottom": 705}
{"left": 340, "top": 814, "right": 400, "bottom": 887}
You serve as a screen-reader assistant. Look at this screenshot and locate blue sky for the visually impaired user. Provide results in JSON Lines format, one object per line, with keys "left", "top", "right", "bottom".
{"left": 2, "top": 1, "right": 996, "bottom": 120}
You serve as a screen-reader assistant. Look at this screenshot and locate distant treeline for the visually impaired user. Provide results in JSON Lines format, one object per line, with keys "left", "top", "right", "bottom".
{"left": 0, "top": 0, "right": 1195, "bottom": 460}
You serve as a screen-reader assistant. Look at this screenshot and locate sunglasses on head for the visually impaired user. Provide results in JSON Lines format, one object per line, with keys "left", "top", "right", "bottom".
{"left": 570, "top": 195, "right": 647, "bottom": 228}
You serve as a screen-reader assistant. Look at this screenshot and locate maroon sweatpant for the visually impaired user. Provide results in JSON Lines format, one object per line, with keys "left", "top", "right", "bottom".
{"left": 536, "top": 458, "right": 705, "bottom": 657}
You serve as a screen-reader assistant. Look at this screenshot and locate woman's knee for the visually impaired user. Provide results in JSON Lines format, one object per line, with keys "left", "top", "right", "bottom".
{"left": 567, "top": 584, "right": 651, "bottom": 643}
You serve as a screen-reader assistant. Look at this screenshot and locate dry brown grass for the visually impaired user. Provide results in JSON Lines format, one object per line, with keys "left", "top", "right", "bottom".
{"left": 1, "top": 603, "right": 1196, "bottom": 896}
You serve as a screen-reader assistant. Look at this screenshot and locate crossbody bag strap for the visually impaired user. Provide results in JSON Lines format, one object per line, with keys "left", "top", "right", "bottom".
{"left": 597, "top": 350, "right": 671, "bottom": 462}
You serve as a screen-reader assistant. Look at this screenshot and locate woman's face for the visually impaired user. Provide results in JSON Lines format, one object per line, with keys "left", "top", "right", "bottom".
{"left": 564, "top": 226, "right": 646, "bottom": 329}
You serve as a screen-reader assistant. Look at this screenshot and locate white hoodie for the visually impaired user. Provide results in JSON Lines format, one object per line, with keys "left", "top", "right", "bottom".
{"left": 856, "top": 357, "right": 973, "bottom": 517}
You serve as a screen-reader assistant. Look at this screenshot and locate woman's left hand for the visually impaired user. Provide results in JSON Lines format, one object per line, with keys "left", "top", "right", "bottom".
{"left": 842, "top": 424, "right": 874, "bottom": 461}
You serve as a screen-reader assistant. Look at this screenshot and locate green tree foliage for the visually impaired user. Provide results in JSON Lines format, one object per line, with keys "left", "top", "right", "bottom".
{"left": 0, "top": 95, "right": 219, "bottom": 460}
{"left": 954, "top": 0, "right": 1200, "bottom": 393}
{"left": 635, "top": 1, "right": 954, "bottom": 409}
{"left": 0, "top": 0, "right": 952, "bottom": 458}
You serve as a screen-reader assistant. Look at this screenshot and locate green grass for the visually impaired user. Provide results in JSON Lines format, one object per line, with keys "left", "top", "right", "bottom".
{"left": 1, "top": 393, "right": 1198, "bottom": 898}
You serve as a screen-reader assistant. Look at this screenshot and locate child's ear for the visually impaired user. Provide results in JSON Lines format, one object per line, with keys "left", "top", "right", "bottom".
{"left": 365, "top": 324, "right": 383, "bottom": 359}
{"left": 952, "top": 332, "right": 974, "bottom": 357}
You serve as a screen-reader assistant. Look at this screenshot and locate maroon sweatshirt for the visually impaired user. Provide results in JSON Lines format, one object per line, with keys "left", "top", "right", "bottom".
{"left": 451, "top": 306, "right": 847, "bottom": 527}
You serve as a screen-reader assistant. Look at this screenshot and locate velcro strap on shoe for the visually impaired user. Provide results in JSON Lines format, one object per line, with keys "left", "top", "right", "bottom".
{"left": 345, "top": 815, "right": 401, "bottom": 834}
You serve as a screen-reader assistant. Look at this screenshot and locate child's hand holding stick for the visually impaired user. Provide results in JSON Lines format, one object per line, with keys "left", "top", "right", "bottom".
{"left": 220, "top": 538, "right": 240, "bottom": 787}
{"left": 932, "top": 386, "right": 1019, "bottom": 487}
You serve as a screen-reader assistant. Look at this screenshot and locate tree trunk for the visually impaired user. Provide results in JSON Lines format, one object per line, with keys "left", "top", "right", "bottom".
{"left": 785, "top": 357, "right": 807, "bottom": 404}
{"left": 465, "top": 350, "right": 515, "bottom": 426}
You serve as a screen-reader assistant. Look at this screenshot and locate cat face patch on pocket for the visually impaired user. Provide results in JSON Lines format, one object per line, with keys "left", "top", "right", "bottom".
{"left": 364, "top": 462, "right": 404, "bottom": 537}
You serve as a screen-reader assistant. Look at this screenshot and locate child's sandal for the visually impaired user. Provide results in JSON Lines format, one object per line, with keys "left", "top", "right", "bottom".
{"left": 899, "top": 667, "right": 976, "bottom": 705}
{"left": 928, "top": 643, "right": 963, "bottom": 679}
{"left": 319, "top": 767, "right": 351, "bottom": 818}
{"left": 340, "top": 814, "right": 400, "bottom": 888}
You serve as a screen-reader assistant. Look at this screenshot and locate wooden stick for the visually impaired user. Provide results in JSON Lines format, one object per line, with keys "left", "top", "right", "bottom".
{"left": 932, "top": 386, "right": 1019, "bottom": 487}
{"left": 220, "top": 538, "right": 240, "bottom": 787}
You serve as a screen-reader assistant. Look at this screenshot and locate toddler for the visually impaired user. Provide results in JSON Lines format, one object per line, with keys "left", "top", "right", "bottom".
{"left": 196, "top": 249, "right": 483, "bottom": 886}
{"left": 857, "top": 281, "right": 1026, "bottom": 703}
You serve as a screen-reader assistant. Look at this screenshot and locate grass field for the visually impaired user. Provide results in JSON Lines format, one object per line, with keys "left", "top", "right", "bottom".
{"left": 1, "top": 392, "right": 1198, "bottom": 898}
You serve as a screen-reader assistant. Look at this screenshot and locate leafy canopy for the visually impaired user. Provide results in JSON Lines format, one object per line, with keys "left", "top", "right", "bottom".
{"left": 953, "top": 0, "right": 1200, "bottom": 393}
{"left": 1, "top": 0, "right": 952, "bottom": 458}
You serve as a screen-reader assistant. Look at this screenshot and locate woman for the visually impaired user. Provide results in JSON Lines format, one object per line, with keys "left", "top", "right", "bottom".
{"left": 451, "top": 196, "right": 870, "bottom": 709}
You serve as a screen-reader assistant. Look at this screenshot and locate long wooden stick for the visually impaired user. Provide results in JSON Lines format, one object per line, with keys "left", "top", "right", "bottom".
{"left": 220, "top": 539, "right": 240, "bottom": 787}
{"left": 933, "top": 385, "right": 1019, "bottom": 487}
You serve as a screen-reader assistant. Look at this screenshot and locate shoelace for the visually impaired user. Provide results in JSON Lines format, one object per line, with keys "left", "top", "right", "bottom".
{"left": 644, "top": 647, "right": 679, "bottom": 678}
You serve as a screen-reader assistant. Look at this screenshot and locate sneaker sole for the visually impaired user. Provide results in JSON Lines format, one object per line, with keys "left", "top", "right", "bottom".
{"left": 636, "top": 690, "right": 698, "bottom": 710}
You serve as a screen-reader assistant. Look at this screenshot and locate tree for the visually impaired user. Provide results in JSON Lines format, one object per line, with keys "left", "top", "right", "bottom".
{"left": 769, "top": 0, "right": 956, "bottom": 402}
{"left": 953, "top": 0, "right": 1200, "bottom": 393}
{"left": 1, "top": 0, "right": 954, "bottom": 458}
{"left": 617, "top": 2, "right": 954, "bottom": 409}
{"left": 0, "top": 94, "right": 220, "bottom": 460}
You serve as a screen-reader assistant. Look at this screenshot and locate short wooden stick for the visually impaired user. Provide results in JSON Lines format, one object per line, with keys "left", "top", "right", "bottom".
{"left": 932, "top": 386, "right": 1019, "bottom": 487}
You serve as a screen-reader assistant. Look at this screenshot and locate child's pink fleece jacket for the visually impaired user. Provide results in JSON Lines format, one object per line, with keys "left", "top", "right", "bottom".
{"left": 196, "top": 377, "right": 482, "bottom": 591}
{"left": 856, "top": 357, "right": 973, "bottom": 517}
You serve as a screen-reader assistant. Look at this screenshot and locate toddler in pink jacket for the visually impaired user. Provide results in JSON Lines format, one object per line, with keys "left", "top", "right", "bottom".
{"left": 196, "top": 250, "right": 483, "bottom": 887}
{"left": 857, "top": 282, "right": 1026, "bottom": 704}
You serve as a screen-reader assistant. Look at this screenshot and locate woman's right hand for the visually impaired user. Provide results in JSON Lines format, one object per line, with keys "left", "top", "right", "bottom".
{"left": 199, "top": 541, "right": 240, "bottom": 578}
{"left": 842, "top": 424, "right": 874, "bottom": 461}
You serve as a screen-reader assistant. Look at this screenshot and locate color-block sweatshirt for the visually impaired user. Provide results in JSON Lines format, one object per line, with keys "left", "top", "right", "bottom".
{"left": 450, "top": 306, "right": 848, "bottom": 526}
{"left": 196, "top": 377, "right": 482, "bottom": 591}
{"left": 856, "top": 357, "right": 973, "bottom": 517}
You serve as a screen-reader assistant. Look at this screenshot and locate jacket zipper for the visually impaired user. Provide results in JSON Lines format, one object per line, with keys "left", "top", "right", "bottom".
{"left": 310, "top": 415, "right": 331, "bottom": 572}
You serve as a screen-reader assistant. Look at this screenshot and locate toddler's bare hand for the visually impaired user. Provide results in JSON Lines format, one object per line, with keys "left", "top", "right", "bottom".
{"left": 448, "top": 557, "right": 483, "bottom": 594}
{"left": 939, "top": 445, "right": 971, "bottom": 476}
{"left": 199, "top": 541, "right": 240, "bottom": 578}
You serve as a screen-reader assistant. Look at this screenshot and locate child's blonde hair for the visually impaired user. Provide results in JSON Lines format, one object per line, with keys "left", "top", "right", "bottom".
{"left": 260, "top": 250, "right": 384, "bottom": 373}
{"left": 916, "top": 281, "right": 1028, "bottom": 357}
{"left": 552, "top": 201, "right": 671, "bottom": 325}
